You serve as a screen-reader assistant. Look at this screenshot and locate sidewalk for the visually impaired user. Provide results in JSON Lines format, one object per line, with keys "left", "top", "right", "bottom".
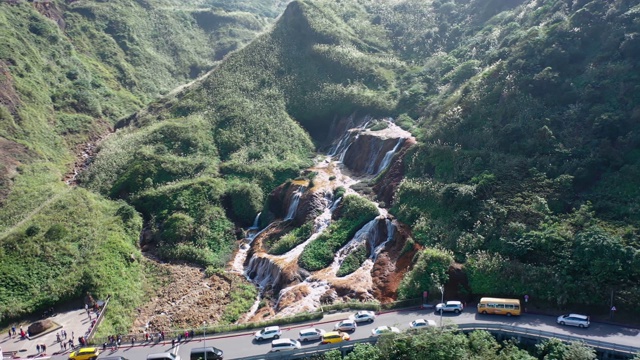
{"left": 1, "top": 306, "right": 98, "bottom": 359}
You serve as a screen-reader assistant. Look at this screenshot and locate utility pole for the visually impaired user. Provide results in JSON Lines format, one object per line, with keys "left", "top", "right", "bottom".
{"left": 439, "top": 285, "right": 444, "bottom": 328}
{"left": 203, "top": 321, "right": 207, "bottom": 360}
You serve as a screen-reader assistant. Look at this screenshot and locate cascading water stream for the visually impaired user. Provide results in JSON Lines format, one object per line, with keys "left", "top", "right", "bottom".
{"left": 233, "top": 116, "right": 413, "bottom": 319}
{"left": 330, "top": 217, "right": 381, "bottom": 273}
{"left": 376, "top": 138, "right": 405, "bottom": 175}
{"left": 251, "top": 212, "right": 261, "bottom": 229}
{"left": 284, "top": 187, "right": 305, "bottom": 221}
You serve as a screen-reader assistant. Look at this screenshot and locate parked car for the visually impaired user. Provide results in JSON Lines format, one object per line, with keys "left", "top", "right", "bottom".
{"left": 370, "top": 326, "right": 401, "bottom": 337}
{"left": 334, "top": 319, "right": 357, "bottom": 332}
{"left": 270, "top": 338, "right": 301, "bottom": 352}
{"left": 349, "top": 310, "right": 376, "bottom": 323}
{"left": 435, "top": 301, "right": 464, "bottom": 314}
{"left": 298, "top": 328, "right": 325, "bottom": 342}
{"left": 320, "top": 331, "right": 350, "bottom": 344}
{"left": 254, "top": 326, "right": 282, "bottom": 341}
{"left": 557, "top": 314, "right": 590, "bottom": 328}
{"left": 190, "top": 346, "right": 224, "bottom": 360}
{"left": 409, "top": 318, "right": 437, "bottom": 329}
{"left": 68, "top": 347, "right": 100, "bottom": 360}
{"left": 147, "top": 353, "right": 180, "bottom": 360}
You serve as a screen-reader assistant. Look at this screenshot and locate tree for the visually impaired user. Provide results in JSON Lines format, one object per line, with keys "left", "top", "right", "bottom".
{"left": 537, "top": 339, "right": 596, "bottom": 360}
{"left": 398, "top": 248, "right": 454, "bottom": 299}
{"left": 345, "top": 343, "right": 381, "bottom": 360}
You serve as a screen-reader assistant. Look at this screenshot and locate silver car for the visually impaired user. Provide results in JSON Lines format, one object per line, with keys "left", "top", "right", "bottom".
{"left": 298, "top": 328, "right": 325, "bottom": 342}
{"left": 334, "top": 319, "right": 357, "bottom": 332}
{"left": 557, "top": 314, "right": 590, "bottom": 328}
{"left": 435, "top": 301, "right": 464, "bottom": 314}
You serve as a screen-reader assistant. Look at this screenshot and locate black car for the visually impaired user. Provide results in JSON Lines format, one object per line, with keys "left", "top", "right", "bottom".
{"left": 190, "top": 347, "right": 224, "bottom": 360}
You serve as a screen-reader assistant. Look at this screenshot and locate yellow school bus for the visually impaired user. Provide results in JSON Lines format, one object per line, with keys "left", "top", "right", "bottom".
{"left": 477, "top": 297, "right": 522, "bottom": 316}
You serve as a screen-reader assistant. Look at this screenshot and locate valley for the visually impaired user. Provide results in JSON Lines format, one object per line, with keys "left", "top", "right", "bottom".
{"left": 1, "top": 1, "right": 640, "bottom": 353}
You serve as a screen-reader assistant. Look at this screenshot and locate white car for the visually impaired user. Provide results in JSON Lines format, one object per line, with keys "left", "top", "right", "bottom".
{"left": 349, "top": 310, "right": 376, "bottom": 323}
{"left": 254, "top": 326, "right": 282, "bottom": 341}
{"left": 334, "top": 319, "right": 357, "bottom": 332}
{"left": 557, "top": 314, "right": 590, "bottom": 328}
{"left": 370, "top": 326, "right": 401, "bottom": 336}
{"left": 298, "top": 328, "right": 325, "bottom": 342}
{"left": 270, "top": 338, "right": 301, "bottom": 352}
{"left": 409, "top": 318, "right": 437, "bottom": 329}
{"left": 435, "top": 301, "right": 464, "bottom": 314}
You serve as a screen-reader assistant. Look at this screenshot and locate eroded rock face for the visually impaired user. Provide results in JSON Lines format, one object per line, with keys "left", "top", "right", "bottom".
{"left": 373, "top": 138, "right": 416, "bottom": 207}
{"left": 341, "top": 134, "right": 401, "bottom": 175}
{"left": 28, "top": 319, "right": 53, "bottom": 336}
{"left": 371, "top": 222, "right": 418, "bottom": 302}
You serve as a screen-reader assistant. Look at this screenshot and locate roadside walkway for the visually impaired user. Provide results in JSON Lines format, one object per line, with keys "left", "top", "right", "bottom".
{"left": 1, "top": 305, "right": 97, "bottom": 359}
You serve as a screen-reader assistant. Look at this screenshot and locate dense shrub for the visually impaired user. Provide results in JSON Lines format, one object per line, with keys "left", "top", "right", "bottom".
{"left": 299, "top": 195, "right": 378, "bottom": 271}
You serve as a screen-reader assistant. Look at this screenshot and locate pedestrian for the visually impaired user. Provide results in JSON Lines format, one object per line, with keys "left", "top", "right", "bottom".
{"left": 11, "top": 326, "right": 16, "bottom": 336}
{"left": 41, "top": 344, "right": 46, "bottom": 354}
{"left": 131, "top": 336, "right": 135, "bottom": 347}
{"left": 145, "top": 332, "right": 149, "bottom": 342}
{"left": 171, "top": 338, "right": 175, "bottom": 348}
{"left": 59, "top": 342, "right": 63, "bottom": 350}
{"left": 178, "top": 334, "right": 182, "bottom": 342}
{"left": 62, "top": 329, "right": 66, "bottom": 339}
{"left": 68, "top": 339, "right": 73, "bottom": 349}
{"left": 36, "top": 344, "right": 41, "bottom": 354}
{"left": 7, "top": 330, "right": 11, "bottom": 338}
{"left": 56, "top": 332, "right": 61, "bottom": 343}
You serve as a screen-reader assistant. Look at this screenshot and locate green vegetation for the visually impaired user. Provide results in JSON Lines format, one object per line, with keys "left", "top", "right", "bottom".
{"left": 299, "top": 195, "right": 378, "bottom": 271}
{"left": 269, "top": 220, "right": 314, "bottom": 255}
{"left": 0, "top": 0, "right": 289, "bottom": 330}
{"left": 4, "top": 0, "right": 640, "bottom": 333}
{"left": 321, "top": 329, "right": 598, "bottom": 360}
{"left": 0, "top": 187, "right": 143, "bottom": 333}
{"left": 220, "top": 279, "right": 259, "bottom": 323}
{"left": 336, "top": 244, "right": 367, "bottom": 277}
{"left": 398, "top": 248, "right": 454, "bottom": 300}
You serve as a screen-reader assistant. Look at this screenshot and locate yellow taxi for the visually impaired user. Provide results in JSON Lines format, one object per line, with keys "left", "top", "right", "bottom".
{"left": 68, "top": 347, "right": 100, "bottom": 360}
{"left": 320, "top": 331, "right": 350, "bottom": 344}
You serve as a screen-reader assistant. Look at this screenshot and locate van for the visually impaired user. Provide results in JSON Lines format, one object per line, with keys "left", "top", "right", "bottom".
{"left": 147, "top": 352, "right": 180, "bottom": 360}
{"left": 190, "top": 346, "right": 224, "bottom": 360}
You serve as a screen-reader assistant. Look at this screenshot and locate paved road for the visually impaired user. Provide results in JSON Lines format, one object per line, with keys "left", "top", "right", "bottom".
{"left": 41, "top": 308, "right": 640, "bottom": 360}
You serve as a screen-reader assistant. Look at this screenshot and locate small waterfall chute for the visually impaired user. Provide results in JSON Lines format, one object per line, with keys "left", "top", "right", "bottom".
{"left": 370, "top": 219, "right": 396, "bottom": 261}
{"left": 376, "top": 138, "right": 405, "bottom": 175}
{"left": 251, "top": 212, "right": 261, "bottom": 229}
{"left": 284, "top": 187, "right": 305, "bottom": 221}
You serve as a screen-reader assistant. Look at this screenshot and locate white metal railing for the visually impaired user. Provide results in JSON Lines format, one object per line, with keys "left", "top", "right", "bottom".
{"left": 455, "top": 323, "right": 640, "bottom": 354}
{"left": 232, "top": 324, "right": 640, "bottom": 359}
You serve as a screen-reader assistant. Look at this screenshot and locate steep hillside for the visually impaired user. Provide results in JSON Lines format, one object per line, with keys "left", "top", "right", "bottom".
{"left": 4, "top": 0, "right": 640, "bottom": 332}
{"left": 80, "top": 0, "right": 403, "bottom": 268}
{"left": 0, "top": 0, "right": 285, "bottom": 331}
{"left": 91, "top": 0, "right": 640, "bottom": 315}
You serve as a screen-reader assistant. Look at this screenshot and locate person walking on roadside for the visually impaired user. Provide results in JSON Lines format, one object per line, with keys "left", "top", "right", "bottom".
{"left": 41, "top": 344, "right": 46, "bottom": 354}
{"left": 11, "top": 327, "right": 16, "bottom": 336}
{"left": 36, "top": 344, "right": 41, "bottom": 354}
{"left": 7, "top": 330, "right": 11, "bottom": 338}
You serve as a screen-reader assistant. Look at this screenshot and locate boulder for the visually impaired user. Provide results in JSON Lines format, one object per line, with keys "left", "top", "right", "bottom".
{"left": 28, "top": 319, "right": 53, "bottom": 336}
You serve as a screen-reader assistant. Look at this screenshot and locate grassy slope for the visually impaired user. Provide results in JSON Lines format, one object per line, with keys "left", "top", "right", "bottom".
{"left": 0, "top": 0, "right": 284, "bottom": 329}
{"left": 81, "top": 0, "right": 405, "bottom": 268}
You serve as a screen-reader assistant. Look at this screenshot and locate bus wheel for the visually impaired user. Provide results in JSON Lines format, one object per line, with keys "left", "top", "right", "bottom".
{"left": 506, "top": 313, "right": 511, "bottom": 317}
{"left": 482, "top": 311, "right": 488, "bottom": 315}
